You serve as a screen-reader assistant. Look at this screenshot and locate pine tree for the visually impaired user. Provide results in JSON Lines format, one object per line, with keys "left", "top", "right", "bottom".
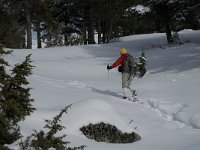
{"left": 0, "top": 44, "right": 35, "bottom": 149}
{"left": 91, "top": 0, "right": 141, "bottom": 43}
{"left": 45, "top": 0, "right": 84, "bottom": 46}
{"left": 32, "top": 0, "right": 46, "bottom": 48}
{"left": 0, "top": 44, "right": 21, "bottom": 149}
{"left": 0, "top": 44, "right": 20, "bottom": 150}
{"left": 137, "top": 49, "right": 147, "bottom": 78}
{"left": 19, "top": 105, "right": 85, "bottom": 150}
{"left": 0, "top": 3, "right": 25, "bottom": 48}
{"left": 181, "top": 0, "right": 200, "bottom": 30}
{"left": 0, "top": 44, "right": 11, "bottom": 84}
{"left": 4, "top": 0, "right": 33, "bottom": 49}
{"left": 146, "top": 0, "right": 186, "bottom": 43}
{"left": 2, "top": 54, "right": 35, "bottom": 122}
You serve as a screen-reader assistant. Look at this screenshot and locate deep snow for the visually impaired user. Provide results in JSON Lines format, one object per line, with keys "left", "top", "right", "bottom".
{"left": 5, "top": 29, "right": 200, "bottom": 150}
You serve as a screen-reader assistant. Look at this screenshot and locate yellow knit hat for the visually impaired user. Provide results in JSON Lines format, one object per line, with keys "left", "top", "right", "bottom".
{"left": 120, "top": 48, "right": 127, "bottom": 54}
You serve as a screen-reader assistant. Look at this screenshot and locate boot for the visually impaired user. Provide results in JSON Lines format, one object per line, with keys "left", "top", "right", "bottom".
{"left": 122, "top": 88, "right": 128, "bottom": 99}
{"left": 128, "top": 87, "right": 137, "bottom": 97}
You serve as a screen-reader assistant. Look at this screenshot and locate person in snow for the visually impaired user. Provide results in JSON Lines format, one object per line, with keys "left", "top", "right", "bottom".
{"left": 107, "top": 48, "right": 135, "bottom": 99}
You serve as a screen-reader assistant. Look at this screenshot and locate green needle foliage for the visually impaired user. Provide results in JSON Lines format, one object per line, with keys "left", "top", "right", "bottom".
{"left": 0, "top": 44, "right": 35, "bottom": 149}
{"left": 20, "top": 104, "right": 85, "bottom": 150}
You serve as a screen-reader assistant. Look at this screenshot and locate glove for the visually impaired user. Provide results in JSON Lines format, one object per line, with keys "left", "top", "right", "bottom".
{"left": 107, "top": 65, "right": 112, "bottom": 70}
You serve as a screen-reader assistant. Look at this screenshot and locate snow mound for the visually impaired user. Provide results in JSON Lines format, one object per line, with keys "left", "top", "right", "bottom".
{"left": 179, "top": 29, "right": 194, "bottom": 34}
{"left": 63, "top": 99, "right": 133, "bottom": 136}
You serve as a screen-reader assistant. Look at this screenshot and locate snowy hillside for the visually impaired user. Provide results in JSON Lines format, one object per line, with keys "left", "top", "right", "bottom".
{"left": 6, "top": 30, "right": 200, "bottom": 150}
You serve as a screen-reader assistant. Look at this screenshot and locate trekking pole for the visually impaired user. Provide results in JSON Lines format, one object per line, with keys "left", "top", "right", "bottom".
{"left": 108, "top": 69, "right": 110, "bottom": 81}
{"left": 107, "top": 64, "right": 110, "bottom": 81}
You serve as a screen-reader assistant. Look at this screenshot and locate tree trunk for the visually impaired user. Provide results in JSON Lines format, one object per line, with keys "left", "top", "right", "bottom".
{"left": 82, "top": 3, "right": 95, "bottom": 45}
{"left": 83, "top": 25, "right": 87, "bottom": 45}
{"left": 97, "top": 19, "right": 101, "bottom": 44}
{"left": 102, "top": 22, "right": 106, "bottom": 43}
{"left": 36, "top": 21, "right": 42, "bottom": 48}
{"left": 155, "top": 17, "right": 161, "bottom": 32}
{"left": 25, "top": 0, "right": 32, "bottom": 49}
{"left": 107, "top": 20, "right": 113, "bottom": 43}
{"left": 165, "top": 21, "right": 172, "bottom": 43}
{"left": 82, "top": 7, "right": 87, "bottom": 45}
{"left": 164, "top": 13, "right": 172, "bottom": 44}
{"left": 64, "top": 34, "right": 69, "bottom": 46}
{"left": 88, "top": 21, "right": 95, "bottom": 44}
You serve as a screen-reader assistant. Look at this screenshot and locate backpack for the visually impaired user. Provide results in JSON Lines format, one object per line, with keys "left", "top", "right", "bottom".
{"left": 124, "top": 52, "right": 147, "bottom": 78}
{"left": 124, "top": 53, "right": 137, "bottom": 76}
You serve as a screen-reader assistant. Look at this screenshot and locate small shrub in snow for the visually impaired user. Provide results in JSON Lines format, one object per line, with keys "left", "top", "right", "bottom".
{"left": 80, "top": 122, "right": 141, "bottom": 143}
{"left": 19, "top": 105, "right": 85, "bottom": 150}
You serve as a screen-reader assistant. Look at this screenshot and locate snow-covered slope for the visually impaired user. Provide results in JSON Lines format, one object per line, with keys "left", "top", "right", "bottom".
{"left": 6, "top": 30, "right": 200, "bottom": 150}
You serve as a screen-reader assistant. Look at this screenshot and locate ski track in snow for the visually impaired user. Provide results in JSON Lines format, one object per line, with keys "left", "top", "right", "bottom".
{"left": 32, "top": 75, "right": 200, "bottom": 133}
{"left": 145, "top": 99, "right": 200, "bottom": 132}
{"left": 67, "top": 81, "right": 91, "bottom": 90}
{"left": 33, "top": 75, "right": 91, "bottom": 90}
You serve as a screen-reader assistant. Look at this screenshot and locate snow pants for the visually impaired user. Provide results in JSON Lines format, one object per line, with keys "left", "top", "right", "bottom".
{"left": 122, "top": 72, "right": 133, "bottom": 88}
{"left": 122, "top": 72, "right": 133, "bottom": 97}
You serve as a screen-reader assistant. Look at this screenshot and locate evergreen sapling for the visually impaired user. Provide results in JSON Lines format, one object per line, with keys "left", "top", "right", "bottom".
{"left": 19, "top": 104, "right": 85, "bottom": 150}
{"left": 0, "top": 45, "right": 35, "bottom": 149}
{"left": 137, "top": 49, "right": 147, "bottom": 78}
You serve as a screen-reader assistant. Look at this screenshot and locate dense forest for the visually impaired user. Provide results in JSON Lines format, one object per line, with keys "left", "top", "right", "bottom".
{"left": 0, "top": 0, "right": 200, "bottom": 149}
{"left": 0, "top": 0, "right": 199, "bottom": 49}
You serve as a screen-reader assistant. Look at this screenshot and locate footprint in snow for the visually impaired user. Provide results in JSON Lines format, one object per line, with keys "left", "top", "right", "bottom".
{"left": 146, "top": 99, "right": 200, "bottom": 130}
